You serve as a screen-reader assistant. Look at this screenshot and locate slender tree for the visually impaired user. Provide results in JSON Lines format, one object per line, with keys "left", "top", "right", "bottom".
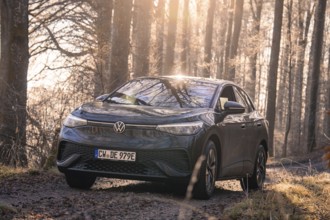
{"left": 246, "top": 0, "right": 263, "bottom": 101}
{"left": 227, "top": 0, "right": 244, "bottom": 81}
{"left": 164, "top": 0, "right": 179, "bottom": 75}
{"left": 191, "top": 0, "right": 203, "bottom": 76}
{"left": 180, "top": 0, "right": 190, "bottom": 73}
{"left": 282, "top": 0, "right": 293, "bottom": 157}
{"left": 0, "top": 0, "right": 29, "bottom": 167}
{"left": 327, "top": 47, "right": 330, "bottom": 137}
{"left": 306, "top": 0, "right": 327, "bottom": 152}
{"left": 266, "top": 0, "right": 284, "bottom": 157}
{"left": 203, "top": 0, "right": 216, "bottom": 78}
{"left": 110, "top": 0, "right": 133, "bottom": 91}
{"left": 132, "top": 0, "right": 152, "bottom": 78}
{"left": 215, "top": 1, "right": 229, "bottom": 79}
{"left": 155, "top": 0, "right": 165, "bottom": 75}
{"left": 94, "top": 0, "right": 113, "bottom": 95}
{"left": 223, "top": 0, "right": 234, "bottom": 79}
{"left": 289, "top": 1, "right": 313, "bottom": 153}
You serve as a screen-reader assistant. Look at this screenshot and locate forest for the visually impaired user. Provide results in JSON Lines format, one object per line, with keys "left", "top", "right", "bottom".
{"left": 0, "top": 0, "right": 329, "bottom": 168}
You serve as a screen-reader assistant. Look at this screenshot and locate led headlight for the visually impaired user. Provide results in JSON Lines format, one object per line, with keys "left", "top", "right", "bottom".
{"left": 156, "top": 121, "right": 203, "bottom": 135}
{"left": 63, "top": 114, "right": 87, "bottom": 128}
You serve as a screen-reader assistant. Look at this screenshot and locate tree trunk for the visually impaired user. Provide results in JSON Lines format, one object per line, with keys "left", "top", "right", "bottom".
{"left": 215, "top": 1, "right": 228, "bottom": 79}
{"left": 0, "top": 0, "right": 29, "bottom": 167}
{"left": 306, "top": 0, "right": 327, "bottom": 152}
{"left": 202, "top": 0, "right": 216, "bottom": 78}
{"left": 276, "top": 59, "right": 287, "bottom": 130}
{"left": 327, "top": 46, "right": 330, "bottom": 137}
{"left": 110, "top": 0, "right": 133, "bottom": 91}
{"left": 223, "top": 0, "right": 234, "bottom": 80}
{"left": 94, "top": 0, "right": 113, "bottom": 95}
{"left": 192, "top": 0, "right": 203, "bottom": 76}
{"left": 132, "top": 0, "right": 152, "bottom": 78}
{"left": 164, "top": 0, "right": 179, "bottom": 75}
{"left": 227, "top": 0, "right": 244, "bottom": 81}
{"left": 266, "top": 0, "right": 284, "bottom": 157}
{"left": 246, "top": 0, "right": 262, "bottom": 101}
{"left": 155, "top": 0, "right": 165, "bottom": 75}
{"left": 289, "top": 1, "right": 312, "bottom": 154}
{"left": 180, "top": 0, "right": 189, "bottom": 73}
{"left": 282, "top": 0, "right": 293, "bottom": 157}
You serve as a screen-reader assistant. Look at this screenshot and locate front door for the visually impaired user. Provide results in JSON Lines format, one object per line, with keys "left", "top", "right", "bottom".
{"left": 216, "top": 85, "right": 247, "bottom": 177}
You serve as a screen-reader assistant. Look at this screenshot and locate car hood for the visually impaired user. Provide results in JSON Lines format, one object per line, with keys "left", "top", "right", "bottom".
{"left": 73, "top": 101, "right": 213, "bottom": 125}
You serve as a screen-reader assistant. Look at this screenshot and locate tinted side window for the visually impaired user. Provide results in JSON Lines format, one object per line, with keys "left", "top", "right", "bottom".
{"left": 240, "top": 89, "right": 255, "bottom": 111}
{"left": 218, "top": 86, "right": 236, "bottom": 110}
{"left": 234, "top": 87, "right": 251, "bottom": 113}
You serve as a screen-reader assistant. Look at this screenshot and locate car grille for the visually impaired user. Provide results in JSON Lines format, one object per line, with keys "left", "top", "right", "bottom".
{"left": 58, "top": 142, "right": 191, "bottom": 178}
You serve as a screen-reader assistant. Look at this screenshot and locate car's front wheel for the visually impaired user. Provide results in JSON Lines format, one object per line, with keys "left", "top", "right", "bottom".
{"left": 65, "top": 171, "right": 96, "bottom": 189}
{"left": 193, "top": 140, "right": 218, "bottom": 199}
{"left": 240, "top": 146, "right": 266, "bottom": 191}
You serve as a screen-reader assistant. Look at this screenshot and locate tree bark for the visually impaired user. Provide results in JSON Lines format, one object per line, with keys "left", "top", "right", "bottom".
{"left": 227, "top": 0, "right": 244, "bottom": 81}
{"left": 276, "top": 59, "right": 287, "bottom": 130}
{"left": 132, "top": 0, "right": 152, "bottom": 78}
{"left": 155, "top": 0, "right": 165, "bottom": 75}
{"left": 266, "top": 0, "right": 284, "bottom": 157}
{"left": 289, "top": 1, "right": 312, "bottom": 154}
{"left": 0, "top": 0, "right": 29, "bottom": 167}
{"left": 94, "top": 0, "right": 113, "bottom": 95}
{"left": 282, "top": 0, "right": 293, "bottom": 157}
{"left": 306, "top": 0, "right": 327, "bottom": 152}
{"left": 110, "top": 0, "right": 133, "bottom": 91}
{"left": 246, "top": 0, "right": 262, "bottom": 101}
{"left": 223, "top": 0, "right": 234, "bottom": 80}
{"left": 192, "top": 0, "right": 203, "bottom": 76}
{"left": 327, "top": 46, "right": 330, "bottom": 137}
{"left": 202, "top": 0, "right": 216, "bottom": 78}
{"left": 180, "top": 0, "right": 190, "bottom": 73}
{"left": 215, "top": 1, "right": 228, "bottom": 79}
{"left": 164, "top": 0, "right": 179, "bottom": 75}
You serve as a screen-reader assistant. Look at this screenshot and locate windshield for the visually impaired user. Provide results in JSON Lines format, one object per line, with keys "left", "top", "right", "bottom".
{"left": 105, "top": 78, "right": 218, "bottom": 108}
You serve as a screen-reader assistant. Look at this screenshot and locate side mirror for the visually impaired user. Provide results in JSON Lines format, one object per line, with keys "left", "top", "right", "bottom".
{"left": 224, "top": 101, "right": 245, "bottom": 114}
{"left": 96, "top": 94, "right": 109, "bottom": 101}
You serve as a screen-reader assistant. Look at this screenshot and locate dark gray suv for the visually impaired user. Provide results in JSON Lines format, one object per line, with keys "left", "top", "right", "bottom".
{"left": 57, "top": 76, "right": 268, "bottom": 199}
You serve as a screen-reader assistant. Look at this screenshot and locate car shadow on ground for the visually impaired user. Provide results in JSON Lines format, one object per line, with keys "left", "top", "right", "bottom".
{"left": 92, "top": 178, "right": 244, "bottom": 200}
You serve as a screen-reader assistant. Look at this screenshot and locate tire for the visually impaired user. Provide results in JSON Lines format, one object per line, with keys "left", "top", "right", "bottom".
{"left": 65, "top": 172, "right": 96, "bottom": 189}
{"left": 240, "top": 146, "right": 266, "bottom": 191}
{"left": 193, "top": 140, "right": 218, "bottom": 199}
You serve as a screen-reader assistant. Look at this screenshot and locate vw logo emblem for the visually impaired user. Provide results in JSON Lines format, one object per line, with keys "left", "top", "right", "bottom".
{"left": 113, "top": 121, "right": 125, "bottom": 133}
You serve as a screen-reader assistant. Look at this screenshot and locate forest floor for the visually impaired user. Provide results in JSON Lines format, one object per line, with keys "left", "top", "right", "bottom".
{"left": 0, "top": 149, "right": 329, "bottom": 220}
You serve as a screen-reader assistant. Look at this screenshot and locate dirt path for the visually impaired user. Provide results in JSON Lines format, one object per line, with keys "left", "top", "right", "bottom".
{"left": 0, "top": 151, "right": 328, "bottom": 220}
{"left": 0, "top": 171, "right": 246, "bottom": 220}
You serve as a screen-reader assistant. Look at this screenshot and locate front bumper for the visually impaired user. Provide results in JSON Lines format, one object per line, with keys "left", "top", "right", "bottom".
{"left": 57, "top": 141, "right": 191, "bottom": 180}
{"left": 56, "top": 125, "right": 198, "bottom": 180}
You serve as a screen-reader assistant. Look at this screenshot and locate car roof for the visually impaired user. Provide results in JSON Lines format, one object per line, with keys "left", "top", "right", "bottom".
{"left": 135, "top": 75, "right": 237, "bottom": 87}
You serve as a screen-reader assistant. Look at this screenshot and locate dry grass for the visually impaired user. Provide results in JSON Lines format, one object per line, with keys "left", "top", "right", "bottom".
{"left": 224, "top": 172, "right": 330, "bottom": 219}
{"left": 0, "top": 165, "right": 25, "bottom": 180}
{"left": 0, "top": 165, "right": 46, "bottom": 177}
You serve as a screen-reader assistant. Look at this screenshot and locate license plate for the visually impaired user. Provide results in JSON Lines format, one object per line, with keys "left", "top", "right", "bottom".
{"left": 95, "top": 149, "right": 136, "bottom": 162}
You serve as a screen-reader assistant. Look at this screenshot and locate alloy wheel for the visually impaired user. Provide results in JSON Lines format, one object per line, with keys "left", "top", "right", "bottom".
{"left": 205, "top": 147, "right": 217, "bottom": 194}
{"left": 256, "top": 149, "right": 266, "bottom": 188}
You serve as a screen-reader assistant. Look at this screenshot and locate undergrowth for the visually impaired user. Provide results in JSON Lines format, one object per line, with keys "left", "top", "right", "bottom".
{"left": 224, "top": 172, "right": 330, "bottom": 219}
{"left": 0, "top": 165, "right": 24, "bottom": 180}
